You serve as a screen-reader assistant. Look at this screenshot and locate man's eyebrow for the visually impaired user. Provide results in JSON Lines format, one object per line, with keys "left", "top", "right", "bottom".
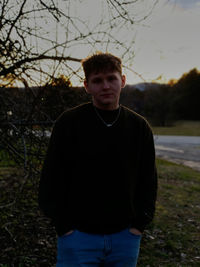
{"left": 107, "top": 73, "right": 118, "bottom": 78}
{"left": 91, "top": 76, "right": 102, "bottom": 82}
{"left": 92, "top": 76, "right": 102, "bottom": 79}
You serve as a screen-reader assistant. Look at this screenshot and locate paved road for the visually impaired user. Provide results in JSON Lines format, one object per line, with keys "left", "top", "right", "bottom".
{"left": 154, "top": 135, "right": 200, "bottom": 172}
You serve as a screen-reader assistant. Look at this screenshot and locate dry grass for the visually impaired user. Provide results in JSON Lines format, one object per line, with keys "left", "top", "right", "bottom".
{"left": 152, "top": 120, "right": 200, "bottom": 136}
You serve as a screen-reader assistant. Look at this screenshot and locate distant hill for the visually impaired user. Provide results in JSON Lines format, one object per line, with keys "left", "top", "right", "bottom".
{"left": 124, "top": 82, "right": 162, "bottom": 91}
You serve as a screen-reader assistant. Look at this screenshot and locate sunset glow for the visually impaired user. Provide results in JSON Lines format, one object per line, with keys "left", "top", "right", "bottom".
{"left": 125, "top": 0, "right": 200, "bottom": 84}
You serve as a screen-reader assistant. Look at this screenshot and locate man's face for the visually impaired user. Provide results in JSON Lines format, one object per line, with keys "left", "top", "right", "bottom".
{"left": 84, "top": 71, "right": 126, "bottom": 110}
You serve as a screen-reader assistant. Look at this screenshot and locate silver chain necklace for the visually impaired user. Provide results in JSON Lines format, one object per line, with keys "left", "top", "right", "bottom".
{"left": 94, "top": 105, "right": 121, "bottom": 127}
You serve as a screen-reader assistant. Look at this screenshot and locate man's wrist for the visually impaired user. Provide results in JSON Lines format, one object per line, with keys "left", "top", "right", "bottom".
{"left": 129, "top": 228, "right": 142, "bottom": 235}
{"left": 64, "top": 230, "right": 74, "bottom": 236}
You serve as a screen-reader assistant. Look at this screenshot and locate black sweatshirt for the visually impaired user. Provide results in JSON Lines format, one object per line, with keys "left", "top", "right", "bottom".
{"left": 39, "top": 103, "right": 157, "bottom": 236}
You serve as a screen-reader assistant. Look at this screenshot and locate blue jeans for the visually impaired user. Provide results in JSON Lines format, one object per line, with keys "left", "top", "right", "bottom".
{"left": 57, "top": 228, "right": 141, "bottom": 267}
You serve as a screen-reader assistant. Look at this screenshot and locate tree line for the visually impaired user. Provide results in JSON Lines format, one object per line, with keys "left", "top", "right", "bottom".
{"left": 40, "top": 67, "right": 200, "bottom": 126}
{"left": 121, "top": 68, "right": 200, "bottom": 126}
{"left": 1, "top": 67, "right": 199, "bottom": 128}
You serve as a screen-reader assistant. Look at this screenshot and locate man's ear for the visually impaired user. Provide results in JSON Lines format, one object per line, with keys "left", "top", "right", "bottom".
{"left": 84, "top": 80, "right": 90, "bottom": 94}
{"left": 121, "top": 75, "right": 126, "bottom": 88}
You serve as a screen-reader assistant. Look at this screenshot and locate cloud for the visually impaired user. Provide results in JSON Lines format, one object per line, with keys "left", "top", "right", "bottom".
{"left": 127, "top": 0, "right": 200, "bottom": 83}
{"left": 169, "top": 0, "right": 200, "bottom": 9}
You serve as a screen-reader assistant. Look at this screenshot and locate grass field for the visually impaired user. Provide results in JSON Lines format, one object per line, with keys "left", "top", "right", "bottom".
{"left": 0, "top": 157, "right": 200, "bottom": 266}
{"left": 138, "top": 158, "right": 200, "bottom": 266}
{"left": 152, "top": 120, "right": 200, "bottom": 136}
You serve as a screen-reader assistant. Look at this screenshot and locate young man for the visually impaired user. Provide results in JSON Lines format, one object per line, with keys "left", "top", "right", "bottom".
{"left": 39, "top": 52, "right": 157, "bottom": 266}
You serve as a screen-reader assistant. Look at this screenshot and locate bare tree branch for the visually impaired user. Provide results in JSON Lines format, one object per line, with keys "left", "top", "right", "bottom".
{"left": 0, "top": 0, "right": 159, "bottom": 86}
{"left": 0, "top": 55, "right": 81, "bottom": 77}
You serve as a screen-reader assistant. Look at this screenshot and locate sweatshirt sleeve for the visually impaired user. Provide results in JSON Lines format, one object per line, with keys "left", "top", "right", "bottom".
{"left": 38, "top": 114, "right": 74, "bottom": 234}
{"left": 131, "top": 121, "right": 158, "bottom": 232}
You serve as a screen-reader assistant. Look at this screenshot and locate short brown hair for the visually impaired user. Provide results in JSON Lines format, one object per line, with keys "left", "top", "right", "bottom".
{"left": 81, "top": 52, "right": 122, "bottom": 81}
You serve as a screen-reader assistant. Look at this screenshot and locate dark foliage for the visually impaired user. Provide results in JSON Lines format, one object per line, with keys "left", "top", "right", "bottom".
{"left": 143, "top": 84, "right": 172, "bottom": 126}
{"left": 171, "top": 68, "right": 200, "bottom": 120}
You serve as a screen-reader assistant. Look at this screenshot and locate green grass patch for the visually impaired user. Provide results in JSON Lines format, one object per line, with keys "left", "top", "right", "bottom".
{"left": 0, "top": 159, "right": 200, "bottom": 266}
{"left": 138, "top": 158, "right": 200, "bottom": 266}
{"left": 152, "top": 120, "right": 200, "bottom": 136}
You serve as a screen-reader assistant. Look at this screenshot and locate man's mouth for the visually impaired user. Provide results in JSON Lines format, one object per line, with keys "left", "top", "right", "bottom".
{"left": 101, "top": 93, "right": 113, "bottom": 97}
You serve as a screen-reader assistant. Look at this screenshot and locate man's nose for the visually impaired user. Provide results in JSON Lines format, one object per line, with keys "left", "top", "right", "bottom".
{"left": 102, "top": 79, "right": 110, "bottom": 89}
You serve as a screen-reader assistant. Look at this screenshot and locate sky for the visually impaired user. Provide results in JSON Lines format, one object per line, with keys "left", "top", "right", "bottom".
{"left": 128, "top": 0, "right": 200, "bottom": 84}
{"left": 66, "top": 0, "right": 200, "bottom": 85}
{"left": 9, "top": 0, "right": 200, "bottom": 87}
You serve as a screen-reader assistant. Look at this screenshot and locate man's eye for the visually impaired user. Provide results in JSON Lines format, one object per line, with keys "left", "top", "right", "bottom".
{"left": 92, "top": 78, "right": 102, "bottom": 83}
{"left": 108, "top": 76, "right": 116, "bottom": 81}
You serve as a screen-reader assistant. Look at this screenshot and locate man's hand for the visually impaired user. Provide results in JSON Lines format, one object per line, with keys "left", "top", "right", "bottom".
{"left": 64, "top": 230, "right": 74, "bottom": 236}
{"left": 129, "top": 228, "right": 142, "bottom": 235}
